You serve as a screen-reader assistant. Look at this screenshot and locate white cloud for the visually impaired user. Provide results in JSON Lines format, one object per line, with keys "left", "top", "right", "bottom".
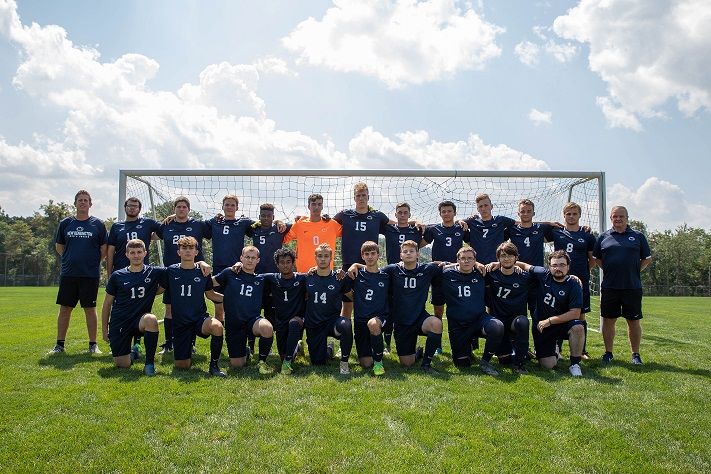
{"left": 544, "top": 39, "right": 577, "bottom": 63}
{"left": 514, "top": 41, "right": 540, "bottom": 67}
{"left": 515, "top": 26, "right": 578, "bottom": 67}
{"left": 554, "top": 0, "right": 711, "bottom": 129}
{"left": 608, "top": 177, "right": 711, "bottom": 231}
{"left": 528, "top": 108, "right": 552, "bottom": 126}
{"left": 282, "top": 0, "right": 504, "bottom": 88}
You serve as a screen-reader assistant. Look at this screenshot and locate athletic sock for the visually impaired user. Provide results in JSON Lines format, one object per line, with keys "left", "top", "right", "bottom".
{"left": 383, "top": 332, "right": 392, "bottom": 347}
{"left": 422, "top": 332, "right": 442, "bottom": 367}
{"left": 210, "top": 335, "right": 223, "bottom": 364}
{"left": 248, "top": 334, "right": 256, "bottom": 353}
{"left": 582, "top": 320, "right": 588, "bottom": 353}
{"left": 143, "top": 331, "right": 158, "bottom": 364}
{"left": 133, "top": 335, "right": 141, "bottom": 346}
{"left": 284, "top": 320, "right": 302, "bottom": 363}
{"left": 570, "top": 355, "right": 582, "bottom": 366}
{"left": 164, "top": 318, "right": 173, "bottom": 347}
{"left": 89, "top": 341, "right": 96, "bottom": 348}
{"left": 258, "top": 336, "right": 273, "bottom": 362}
{"left": 370, "top": 333, "right": 385, "bottom": 363}
{"left": 56, "top": 339, "right": 65, "bottom": 348}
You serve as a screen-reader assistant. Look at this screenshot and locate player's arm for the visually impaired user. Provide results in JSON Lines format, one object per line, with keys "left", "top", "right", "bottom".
{"left": 514, "top": 261, "right": 533, "bottom": 272}
{"left": 100, "top": 243, "right": 108, "bottom": 262}
{"left": 587, "top": 251, "right": 596, "bottom": 270}
{"left": 347, "top": 263, "right": 366, "bottom": 278}
{"left": 640, "top": 256, "right": 652, "bottom": 271}
{"left": 106, "top": 245, "right": 116, "bottom": 275}
{"left": 55, "top": 243, "right": 64, "bottom": 256}
{"left": 205, "top": 289, "right": 223, "bottom": 303}
{"left": 537, "top": 307, "right": 581, "bottom": 333}
{"left": 101, "top": 294, "right": 114, "bottom": 343}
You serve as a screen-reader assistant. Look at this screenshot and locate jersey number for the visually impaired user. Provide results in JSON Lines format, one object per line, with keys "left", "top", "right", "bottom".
{"left": 126, "top": 231, "right": 138, "bottom": 240}
{"left": 365, "top": 289, "right": 373, "bottom": 300}
{"left": 130, "top": 286, "right": 145, "bottom": 299}
{"left": 543, "top": 292, "right": 556, "bottom": 307}
{"left": 496, "top": 287, "right": 511, "bottom": 299}
{"left": 482, "top": 229, "right": 489, "bottom": 239}
{"left": 398, "top": 234, "right": 406, "bottom": 243}
{"left": 523, "top": 237, "right": 530, "bottom": 248}
{"left": 313, "top": 292, "right": 327, "bottom": 304}
{"left": 259, "top": 235, "right": 266, "bottom": 245}
{"left": 445, "top": 236, "right": 452, "bottom": 247}
{"left": 223, "top": 225, "right": 230, "bottom": 235}
{"left": 240, "top": 284, "right": 253, "bottom": 297}
{"left": 312, "top": 236, "right": 320, "bottom": 246}
{"left": 404, "top": 277, "right": 417, "bottom": 289}
{"left": 355, "top": 221, "right": 366, "bottom": 231}
{"left": 566, "top": 243, "right": 574, "bottom": 253}
{"left": 457, "top": 285, "right": 471, "bottom": 297}
{"left": 180, "top": 284, "right": 192, "bottom": 297}
{"left": 172, "top": 234, "right": 186, "bottom": 245}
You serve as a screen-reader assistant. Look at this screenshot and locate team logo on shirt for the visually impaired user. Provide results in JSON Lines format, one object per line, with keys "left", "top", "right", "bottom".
{"left": 378, "top": 282, "right": 385, "bottom": 287}
{"left": 294, "top": 282, "right": 300, "bottom": 286}
{"left": 471, "top": 278, "right": 479, "bottom": 283}
{"left": 629, "top": 236, "right": 636, "bottom": 241}
{"left": 455, "top": 232, "right": 461, "bottom": 236}
{"left": 136, "top": 225, "right": 143, "bottom": 229}
{"left": 492, "top": 224, "right": 498, "bottom": 227}
{"left": 367, "top": 215, "right": 373, "bottom": 220}
{"left": 76, "top": 227, "right": 84, "bottom": 231}
{"left": 513, "top": 283, "right": 520, "bottom": 288}
{"left": 144, "top": 278, "right": 151, "bottom": 283}
{"left": 194, "top": 277, "right": 201, "bottom": 282}
{"left": 533, "top": 231, "right": 538, "bottom": 235}
{"left": 186, "top": 227, "right": 193, "bottom": 231}
{"left": 578, "top": 238, "right": 585, "bottom": 243}
{"left": 559, "top": 290, "right": 565, "bottom": 296}
{"left": 255, "top": 282, "right": 260, "bottom": 286}
{"left": 417, "top": 273, "right": 423, "bottom": 276}
{"left": 328, "top": 285, "right": 335, "bottom": 290}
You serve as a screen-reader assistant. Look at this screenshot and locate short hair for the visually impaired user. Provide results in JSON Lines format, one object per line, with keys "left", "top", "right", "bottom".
{"left": 124, "top": 197, "right": 142, "bottom": 210}
{"left": 496, "top": 242, "right": 519, "bottom": 258}
{"left": 242, "top": 245, "right": 259, "bottom": 256}
{"left": 126, "top": 239, "right": 145, "bottom": 250}
{"left": 307, "top": 193, "right": 323, "bottom": 204}
{"left": 548, "top": 250, "right": 570, "bottom": 265}
{"left": 400, "top": 240, "right": 418, "bottom": 251}
{"left": 174, "top": 196, "right": 190, "bottom": 209}
{"left": 475, "top": 193, "right": 491, "bottom": 204}
{"left": 563, "top": 202, "right": 582, "bottom": 214}
{"left": 315, "top": 243, "right": 333, "bottom": 256}
{"left": 74, "top": 190, "right": 91, "bottom": 204}
{"left": 353, "top": 182, "right": 369, "bottom": 194}
{"left": 438, "top": 200, "right": 457, "bottom": 213}
{"left": 177, "top": 236, "right": 198, "bottom": 248}
{"left": 259, "top": 203, "right": 275, "bottom": 213}
{"left": 611, "top": 205, "right": 628, "bottom": 217}
{"left": 273, "top": 247, "right": 296, "bottom": 265}
{"left": 456, "top": 246, "right": 476, "bottom": 259}
{"left": 395, "top": 202, "right": 411, "bottom": 212}
{"left": 222, "top": 195, "right": 239, "bottom": 206}
{"left": 360, "top": 241, "right": 380, "bottom": 254}
{"left": 518, "top": 199, "right": 535, "bottom": 211}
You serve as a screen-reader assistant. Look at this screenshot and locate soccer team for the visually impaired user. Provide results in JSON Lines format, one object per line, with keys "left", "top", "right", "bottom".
{"left": 50, "top": 185, "right": 652, "bottom": 378}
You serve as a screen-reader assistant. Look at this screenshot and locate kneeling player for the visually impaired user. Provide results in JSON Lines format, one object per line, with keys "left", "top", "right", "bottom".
{"left": 516, "top": 251, "right": 586, "bottom": 376}
{"left": 214, "top": 246, "right": 274, "bottom": 375}
{"left": 305, "top": 244, "right": 354, "bottom": 375}
{"left": 440, "top": 247, "right": 504, "bottom": 376}
{"left": 159, "top": 237, "right": 226, "bottom": 377}
{"left": 350, "top": 241, "right": 389, "bottom": 376}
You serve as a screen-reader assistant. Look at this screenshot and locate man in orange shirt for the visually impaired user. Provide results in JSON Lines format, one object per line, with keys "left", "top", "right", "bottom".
{"left": 284, "top": 194, "right": 342, "bottom": 273}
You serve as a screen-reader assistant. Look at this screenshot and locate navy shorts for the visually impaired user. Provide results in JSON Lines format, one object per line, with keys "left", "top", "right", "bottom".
{"left": 174, "top": 315, "right": 210, "bottom": 360}
{"left": 430, "top": 280, "right": 445, "bottom": 306}
{"left": 306, "top": 317, "right": 347, "bottom": 364}
{"left": 393, "top": 313, "right": 429, "bottom": 357}
{"left": 354, "top": 316, "right": 386, "bottom": 358}
{"left": 448, "top": 315, "right": 495, "bottom": 361}
{"left": 225, "top": 315, "right": 263, "bottom": 358}
{"left": 601, "top": 288, "right": 642, "bottom": 320}
{"left": 533, "top": 319, "right": 585, "bottom": 358}
{"left": 56, "top": 276, "right": 100, "bottom": 308}
{"left": 108, "top": 316, "right": 143, "bottom": 357}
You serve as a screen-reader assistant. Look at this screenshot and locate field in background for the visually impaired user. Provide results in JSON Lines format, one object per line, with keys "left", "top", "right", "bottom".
{"left": 0, "top": 289, "right": 709, "bottom": 472}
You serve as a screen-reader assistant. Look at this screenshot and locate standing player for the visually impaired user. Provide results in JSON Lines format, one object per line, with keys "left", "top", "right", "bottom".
{"left": 158, "top": 237, "right": 225, "bottom": 377}
{"left": 349, "top": 241, "right": 390, "bottom": 376}
{"left": 439, "top": 247, "right": 504, "bottom": 375}
{"left": 515, "top": 251, "right": 586, "bottom": 376}
{"left": 213, "top": 246, "right": 274, "bottom": 375}
{"left": 50, "top": 190, "right": 107, "bottom": 354}
{"left": 593, "top": 206, "right": 652, "bottom": 365}
{"left": 507, "top": 199, "right": 552, "bottom": 269}
{"left": 464, "top": 194, "right": 516, "bottom": 266}
{"left": 283, "top": 193, "right": 342, "bottom": 273}
{"left": 304, "top": 244, "right": 354, "bottom": 375}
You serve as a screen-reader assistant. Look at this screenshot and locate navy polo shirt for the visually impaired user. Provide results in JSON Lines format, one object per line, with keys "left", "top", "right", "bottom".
{"left": 593, "top": 227, "right": 651, "bottom": 290}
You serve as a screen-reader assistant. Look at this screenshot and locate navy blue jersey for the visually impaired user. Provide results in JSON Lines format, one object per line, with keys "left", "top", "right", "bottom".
{"left": 351, "top": 268, "right": 390, "bottom": 322}
{"left": 214, "top": 269, "right": 265, "bottom": 322}
{"left": 507, "top": 223, "right": 552, "bottom": 266}
{"left": 105, "top": 265, "right": 166, "bottom": 326}
{"left": 423, "top": 223, "right": 468, "bottom": 263}
{"left": 485, "top": 269, "right": 535, "bottom": 319}
{"left": 382, "top": 262, "right": 442, "bottom": 325}
{"left": 593, "top": 227, "right": 651, "bottom": 289}
{"left": 263, "top": 273, "right": 307, "bottom": 323}
{"left": 55, "top": 216, "right": 107, "bottom": 277}
{"left": 108, "top": 217, "right": 161, "bottom": 270}
{"left": 383, "top": 224, "right": 421, "bottom": 264}
{"left": 157, "top": 219, "right": 210, "bottom": 266}
{"left": 304, "top": 272, "right": 353, "bottom": 327}
{"left": 548, "top": 227, "right": 596, "bottom": 281}
{"left": 530, "top": 267, "right": 583, "bottom": 322}
{"left": 438, "top": 267, "right": 487, "bottom": 324}
{"left": 159, "top": 264, "right": 213, "bottom": 325}
{"left": 465, "top": 215, "right": 515, "bottom": 265}
{"left": 206, "top": 217, "right": 254, "bottom": 269}
{"left": 248, "top": 224, "right": 290, "bottom": 274}
{"left": 333, "top": 209, "right": 389, "bottom": 265}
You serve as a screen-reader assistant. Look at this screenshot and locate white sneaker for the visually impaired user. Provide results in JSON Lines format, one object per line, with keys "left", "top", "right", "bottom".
{"left": 569, "top": 364, "right": 582, "bottom": 377}
{"left": 88, "top": 343, "right": 102, "bottom": 354}
{"left": 339, "top": 361, "right": 350, "bottom": 375}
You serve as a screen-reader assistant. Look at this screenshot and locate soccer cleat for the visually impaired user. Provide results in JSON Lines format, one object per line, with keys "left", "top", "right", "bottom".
{"left": 281, "top": 360, "right": 293, "bottom": 375}
{"left": 158, "top": 343, "right": 173, "bottom": 355}
{"left": 479, "top": 360, "right": 499, "bottom": 376}
{"left": 258, "top": 360, "right": 272, "bottom": 375}
{"left": 372, "top": 361, "right": 385, "bottom": 376}
{"left": 48, "top": 344, "right": 65, "bottom": 354}
{"left": 88, "top": 343, "right": 102, "bottom": 354}
{"left": 132, "top": 343, "right": 142, "bottom": 360}
{"left": 513, "top": 364, "right": 528, "bottom": 375}
{"left": 144, "top": 363, "right": 156, "bottom": 376}
{"left": 414, "top": 346, "right": 424, "bottom": 362}
{"left": 631, "top": 353, "right": 643, "bottom": 365}
{"left": 601, "top": 351, "right": 614, "bottom": 365}
{"left": 209, "top": 363, "right": 226, "bottom": 378}
{"left": 383, "top": 345, "right": 391, "bottom": 356}
{"left": 420, "top": 364, "right": 439, "bottom": 374}
{"left": 339, "top": 361, "right": 350, "bottom": 375}
{"left": 327, "top": 341, "right": 335, "bottom": 359}
{"left": 434, "top": 347, "right": 443, "bottom": 356}
{"left": 569, "top": 363, "right": 583, "bottom": 377}
{"left": 581, "top": 351, "right": 591, "bottom": 361}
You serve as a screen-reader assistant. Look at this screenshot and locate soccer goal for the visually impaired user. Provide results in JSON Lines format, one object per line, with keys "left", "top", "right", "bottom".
{"left": 118, "top": 169, "right": 606, "bottom": 289}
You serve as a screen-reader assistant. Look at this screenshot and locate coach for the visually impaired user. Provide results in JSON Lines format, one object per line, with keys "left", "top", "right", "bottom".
{"left": 593, "top": 206, "right": 652, "bottom": 366}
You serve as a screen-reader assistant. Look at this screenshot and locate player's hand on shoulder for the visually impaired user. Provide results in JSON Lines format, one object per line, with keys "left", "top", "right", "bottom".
{"left": 307, "top": 266, "right": 318, "bottom": 275}
{"left": 475, "top": 262, "right": 487, "bottom": 275}
{"left": 582, "top": 225, "right": 591, "bottom": 233}
{"left": 231, "top": 262, "right": 243, "bottom": 273}
{"left": 162, "top": 213, "right": 176, "bottom": 225}
{"left": 335, "top": 268, "right": 347, "bottom": 281}
{"left": 485, "top": 262, "right": 500, "bottom": 273}
{"left": 215, "top": 212, "right": 225, "bottom": 223}
{"left": 196, "top": 261, "right": 212, "bottom": 276}
{"left": 347, "top": 264, "right": 361, "bottom": 279}
{"left": 553, "top": 221, "right": 564, "bottom": 228}
{"left": 569, "top": 274, "right": 583, "bottom": 287}
{"left": 322, "top": 214, "right": 331, "bottom": 222}
{"left": 458, "top": 219, "right": 469, "bottom": 232}
{"left": 275, "top": 220, "right": 287, "bottom": 233}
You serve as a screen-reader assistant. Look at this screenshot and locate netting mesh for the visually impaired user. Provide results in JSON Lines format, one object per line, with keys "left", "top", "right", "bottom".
{"left": 123, "top": 172, "right": 603, "bottom": 293}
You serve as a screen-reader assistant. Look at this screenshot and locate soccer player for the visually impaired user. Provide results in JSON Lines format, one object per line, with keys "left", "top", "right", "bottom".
{"left": 440, "top": 247, "right": 504, "bottom": 375}
{"left": 507, "top": 199, "right": 553, "bottom": 269}
{"left": 283, "top": 193, "right": 342, "bottom": 273}
{"left": 101, "top": 239, "right": 163, "bottom": 375}
{"left": 158, "top": 237, "right": 225, "bottom": 377}
{"left": 156, "top": 196, "right": 211, "bottom": 353}
{"left": 106, "top": 197, "right": 161, "bottom": 276}
{"left": 304, "top": 244, "right": 354, "bottom": 374}
{"left": 349, "top": 241, "right": 390, "bottom": 376}
{"left": 593, "top": 206, "right": 652, "bottom": 365}
{"left": 464, "top": 194, "right": 516, "bottom": 266}
{"left": 50, "top": 190, "right": 107, "bottom": 354}
{"left": 485, "top": 242, "right": 534, "bottom": 374}
{"left": 213, "top": 246, "right": 274, "bottom": 375}
{"left": 515, "top": 250, "right": 586, "bottom": 376}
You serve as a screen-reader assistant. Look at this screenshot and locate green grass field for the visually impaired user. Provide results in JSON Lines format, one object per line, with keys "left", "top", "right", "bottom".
{"left": 1, "top": 289, "right": 709, "bottom": 473}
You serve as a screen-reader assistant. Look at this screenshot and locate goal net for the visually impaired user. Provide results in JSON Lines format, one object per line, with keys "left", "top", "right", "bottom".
{"left": 119, "top": 169, "right": 606, "bottom": 293}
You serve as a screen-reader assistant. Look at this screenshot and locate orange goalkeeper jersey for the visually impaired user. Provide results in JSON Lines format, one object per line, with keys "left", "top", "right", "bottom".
{"left": 284, "top": 218, "right": 342, "bottom": 273}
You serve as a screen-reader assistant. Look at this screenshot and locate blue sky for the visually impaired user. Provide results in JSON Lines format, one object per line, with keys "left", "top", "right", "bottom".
{"left": 0, "top": 0, "right": 709, "bottom": 230}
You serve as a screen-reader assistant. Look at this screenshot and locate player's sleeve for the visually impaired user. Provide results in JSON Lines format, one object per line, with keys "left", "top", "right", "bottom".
{"left": 422, "top": 225, "right": 434, "bottom": 243}
{"left": 157, "top": 268, "right": 168, "bottom": 289}
{"left": 586, "top": 233, "right": 596, "bottom": 251}
{"left": 592, "top": 235, "right": 603, "bottom": 260}
{"left": 639, "top": 233, "right": 652, "bottom": 259}
{"left": 204, "top": 273, "right": 214, "bottom": 291}
{"left": 150, "top": 218, "right": 161, "bottom": 233}
{"left": 107, "top": 225, "right": 118, "bottom": 246}
{"left": 283, "top": 221, "right": 298, "bottom": 243}
{"left": 340, "top": 277, "right": 353, "bottom": 294}
{"left": 105, "top": 274, "right": 117, "bottom": 296}
{"left": 569, "top": 280, "right": 583, "bottom": 309}
{"left": 333, "top": 211, "right": 344, "bottom": 225}
{"left": 500, "top": 216, "right": 516, "bottom": 229}
{"left": 214, "top": 268, "right": 228, "bottom": 288}
{"left": 202, "top": 221, "right": 212, "bottom": 239}
{"left": 97, "top": 219, "right": 108, "bottom": 244}
{"left": 156, "top": 223, "right": 166, "bottom": 239}
{"left": 530, "top": 266, "right": 548, "bottom": 281}
{"left": 333, "top": 220, "right": 342, "bottom": 237}
{"left": 55, "top": 219, "right": 67, "bottom": 245}
{"left": 427, "top": 262, "right": 444, "bottom": 277}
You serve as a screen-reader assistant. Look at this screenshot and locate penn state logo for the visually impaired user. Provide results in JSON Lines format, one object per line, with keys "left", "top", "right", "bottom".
{"left": 186, "top": 227, "right": 193, "bottom": 232}
{"left": 472, "top": 278, "right": 478, "bottom": 283}
{"left": 136, "top": 225, "right": 143, "bottom": 229}
{"left": 416, "top": 273, "right": 423, "bottom": 277}
{"left": 513, "top": 283, "right": 520, "bottom": 288}
{"left": 76, "top": 226, "right": 84, "bottom": 231}
{"left": 492, "top": 224, "right": 498, "bottom": 227}
{"left": 194, "top": 277, "right": 201, "bottom": 282}
{"left": 144, "top": 278, "right": 151, "bottom": 283}
{"left": 578, "top": 238, "right": 585, "bottom": 243}
{"left": 378, "top": 282, "right": 385, "bottom": 287}
{"left": 255, "top": 282, "right": 260, "bottom": 286}
{"left": 455, "top": 232, "right": 461, "bottom": 236}
{"left": 533, "top": 231, "right": 538, "bottom": 235}
{"left": 367, "top": 215, "right": 373, "bottom": 220}
{"left": 558, "top": 290, "right": 565, "bottom": 296}
{"left": 328, "top": 285, "right": 335, "bottom": 290}
{"left": 294, "top": 281, "right": 300, "bottom": 287}
{"left": 629, "top": 236, "right": 636, "bottom": 241}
